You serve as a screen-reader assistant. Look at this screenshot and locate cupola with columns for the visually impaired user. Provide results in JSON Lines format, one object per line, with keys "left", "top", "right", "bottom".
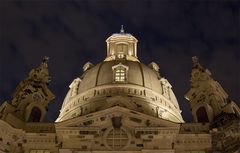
{"left": 105, "top": 25, "right": 139, "bottom": 62}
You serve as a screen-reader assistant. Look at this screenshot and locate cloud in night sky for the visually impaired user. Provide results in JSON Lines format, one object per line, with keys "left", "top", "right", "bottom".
{"left": 0, "top": 0, "right": 239, "bottom": 122}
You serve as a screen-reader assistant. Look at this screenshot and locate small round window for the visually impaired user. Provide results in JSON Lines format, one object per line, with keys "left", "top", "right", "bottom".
{"left": 104, "top": 127, "right": 130, "bottom": 150}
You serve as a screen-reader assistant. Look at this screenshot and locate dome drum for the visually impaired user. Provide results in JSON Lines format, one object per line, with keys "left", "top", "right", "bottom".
{"left": 56, "top": 84, "right": 183, "bottom": 123}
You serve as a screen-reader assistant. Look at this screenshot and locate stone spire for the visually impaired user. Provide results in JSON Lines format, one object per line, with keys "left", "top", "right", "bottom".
{"left": 0, "top": 57, "right": 55, "bottom": 125}
{"left": 185, "top": 56, "right": 240, "bottom": 123}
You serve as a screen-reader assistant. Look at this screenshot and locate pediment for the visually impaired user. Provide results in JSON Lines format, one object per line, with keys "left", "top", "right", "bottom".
{"left": 55, "top": 106, "right": 180, "bottom": 129}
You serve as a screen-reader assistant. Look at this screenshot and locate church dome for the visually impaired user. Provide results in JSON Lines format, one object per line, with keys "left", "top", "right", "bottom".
{"left": 56, "top": 28, "right": 184, "bottom": 123}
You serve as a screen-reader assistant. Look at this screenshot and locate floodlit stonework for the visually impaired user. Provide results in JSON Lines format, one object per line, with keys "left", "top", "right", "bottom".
{"left": 0, "top": 28, "right": 239, "bottom": 153}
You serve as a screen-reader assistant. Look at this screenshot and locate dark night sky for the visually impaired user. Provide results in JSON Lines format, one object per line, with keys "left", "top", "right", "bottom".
{"left": 0, "top": 0, "right": 239, "bottom": 122}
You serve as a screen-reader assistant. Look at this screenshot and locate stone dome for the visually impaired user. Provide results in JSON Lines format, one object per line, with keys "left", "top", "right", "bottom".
{"left": 56, "top": 29, "right": 184, "bottom": 123}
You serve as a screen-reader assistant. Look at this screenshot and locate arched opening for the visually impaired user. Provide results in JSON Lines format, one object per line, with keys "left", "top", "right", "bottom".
{"left": 196, "top": 106, "right": 209, "bottom": 122}
{"left": 28, "top": 107, "right": 42, "bottom": 122}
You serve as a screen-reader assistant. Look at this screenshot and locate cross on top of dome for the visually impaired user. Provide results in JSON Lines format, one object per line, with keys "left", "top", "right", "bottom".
{"left": 120, "top": 25, "right": 125, "bottom": 33}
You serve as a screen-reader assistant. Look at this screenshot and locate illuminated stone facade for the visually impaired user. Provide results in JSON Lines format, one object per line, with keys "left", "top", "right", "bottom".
{"left": 0, "top": 29, "right": 239, "bottom": 153}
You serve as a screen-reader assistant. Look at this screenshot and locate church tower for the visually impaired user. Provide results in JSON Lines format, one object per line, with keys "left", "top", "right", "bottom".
{"left": 0, "top": 29, "right": 239, "bottom": 153}
{"left": 0, "top": 57, "right": 55, "bottom": 127}
{"left": 185, "top": 56, "right": 240, "bottom": 123}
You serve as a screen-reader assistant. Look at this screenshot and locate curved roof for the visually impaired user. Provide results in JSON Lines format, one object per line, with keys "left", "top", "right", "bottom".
{"left": 56, "top": 31, "right": 184, "bottom": 123}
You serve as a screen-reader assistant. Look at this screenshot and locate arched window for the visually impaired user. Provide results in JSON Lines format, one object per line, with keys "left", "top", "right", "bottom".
{"left": 112, "top": 63, "right": 128, "bottom": 82}
{"left": 196, "top": 107, "right": 209, "bottom": 122}
{"left": 115, "top": 66, "right": 126, "bottom": 82}
{"left": 28, "top": 107, "right": 41, "bottom": 122}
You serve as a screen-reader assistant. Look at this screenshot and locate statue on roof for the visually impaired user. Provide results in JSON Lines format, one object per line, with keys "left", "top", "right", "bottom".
{"left": 192, "top": 56, "right": 204, "bottom": 71}
{"left": 28, "top": 56, "right": 51, "bottom": 84}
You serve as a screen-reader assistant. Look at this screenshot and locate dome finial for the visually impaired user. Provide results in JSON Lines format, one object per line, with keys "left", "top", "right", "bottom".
{"left": 120, "top": 25, "right": 124, "bottom": 33}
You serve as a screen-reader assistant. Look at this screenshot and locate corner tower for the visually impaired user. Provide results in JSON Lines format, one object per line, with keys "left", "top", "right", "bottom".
{"left": 0, "top": 57, "right": 55, "bottom": 127}
{"left": 185, "top": 56, "right": 240, "bottom": 123}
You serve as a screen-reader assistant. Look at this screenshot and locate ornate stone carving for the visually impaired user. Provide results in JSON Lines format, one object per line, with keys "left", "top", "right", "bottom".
{"left": 0, "top": 57, "right": 55, "bottom": 123}
{"left": 185, "top": 56, "right": 240, "bottom": 123}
